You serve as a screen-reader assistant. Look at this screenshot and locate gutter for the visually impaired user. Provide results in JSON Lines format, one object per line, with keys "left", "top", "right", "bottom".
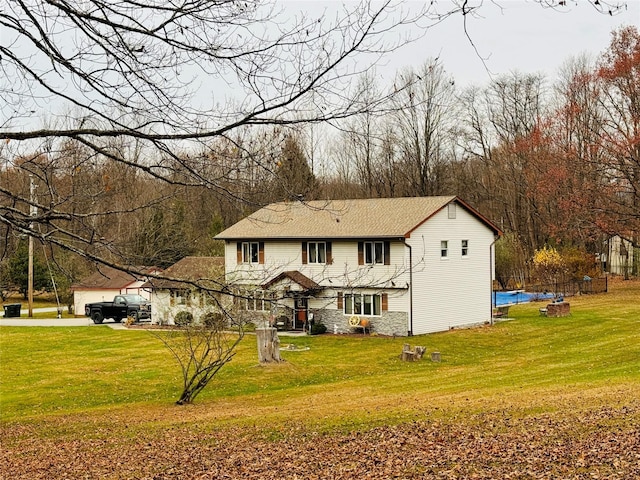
{"left": 489, "top": 235, "right": 500, "bottom": 326}
{"left": 403, "top": 240, "right": 414, "bottom": 336}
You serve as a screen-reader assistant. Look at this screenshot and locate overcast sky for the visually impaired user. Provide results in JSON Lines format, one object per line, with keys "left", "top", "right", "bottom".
{"left": 290, "top": 0, "right": 640, "bottom": 88}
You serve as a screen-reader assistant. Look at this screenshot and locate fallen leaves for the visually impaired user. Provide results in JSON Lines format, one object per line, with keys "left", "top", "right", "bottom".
{"left": 2, "top": 404, "right": 639, "bottom": 479}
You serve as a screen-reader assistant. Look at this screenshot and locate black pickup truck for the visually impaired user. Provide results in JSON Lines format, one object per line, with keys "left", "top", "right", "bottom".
{"left": 85, "top": 294, "right": 151, "bottom": 324}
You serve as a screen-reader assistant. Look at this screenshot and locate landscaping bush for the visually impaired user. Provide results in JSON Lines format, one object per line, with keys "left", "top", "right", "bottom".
{"left": 310, "top": 322, "right": 327, "bottom": 335}
{"left": 174, "top": 310, "right": 194, "bottom": 326}
{"left": 201, "top": 311, "right": 225, "bottom": 329}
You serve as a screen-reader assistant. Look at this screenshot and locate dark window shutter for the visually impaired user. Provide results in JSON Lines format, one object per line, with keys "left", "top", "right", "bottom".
{"left": 237, "top": 242, "right": 242, "bottom": 264}
{"left": 382, "top": 293, "right": 388, "bottom": 311}
{"left": 258, "top": 242, "right": 265, "bottom": 264}
{"left": 302, "top": 242, "right": 308, "bottom": 264}
{"left": 357, "top": 241, "right": 364, "bottom": 265}
{"left": 326, "top": 241, "right": 333, "bottom": 264}
{"left": 384, "top": 241, "right": 390, "bottom": 265}
{"left": 337, "top": 292, "right": 343, "bottom": 309}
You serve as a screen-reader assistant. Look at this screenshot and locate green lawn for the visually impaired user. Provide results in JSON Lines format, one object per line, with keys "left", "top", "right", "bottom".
{"left": 1, "top": 279, "right": 639, "bottom": 434}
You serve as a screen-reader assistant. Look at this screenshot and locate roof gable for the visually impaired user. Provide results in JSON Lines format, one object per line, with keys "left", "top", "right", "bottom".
{"left": 216, "top": 196, "right": 500, "bottom": 240}
{"left": 262, "top": 271, "right": 321, "bottom": 292}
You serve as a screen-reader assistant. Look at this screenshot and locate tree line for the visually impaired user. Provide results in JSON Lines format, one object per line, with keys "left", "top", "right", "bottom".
{"left": 1, "top": 3, "right": 638, "bottom": 300}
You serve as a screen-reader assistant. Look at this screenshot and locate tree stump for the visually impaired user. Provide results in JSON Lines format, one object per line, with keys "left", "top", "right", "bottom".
{"left": 401, "top": 344, "right": 426, "bottom": 361}
{"left": 256, "top": 327, "right": 282, "bottom": 363}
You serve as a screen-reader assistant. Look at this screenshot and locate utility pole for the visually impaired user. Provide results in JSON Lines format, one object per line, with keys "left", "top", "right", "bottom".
{"left": 28, "top": 175, "right": 36, "bottom": 318}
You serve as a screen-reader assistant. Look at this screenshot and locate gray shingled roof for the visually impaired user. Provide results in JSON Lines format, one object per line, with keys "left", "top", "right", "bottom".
{"left": 216, "top": 196, "right": 498, "bottom": 240}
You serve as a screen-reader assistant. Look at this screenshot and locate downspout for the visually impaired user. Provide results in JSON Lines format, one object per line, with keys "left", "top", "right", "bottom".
{"left": 404, "top": 240, "right": 414, "bottom": 336}
{"left": 489, "top": 235, "right": 500, "bottom": 326}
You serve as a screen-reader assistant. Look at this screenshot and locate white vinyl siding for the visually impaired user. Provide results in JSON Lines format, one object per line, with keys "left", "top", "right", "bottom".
{"left": 226, "top": 240, "right": 410, "bottom": 289}
{"left": 408, "top": 205, "right": 494, "bottom": 334}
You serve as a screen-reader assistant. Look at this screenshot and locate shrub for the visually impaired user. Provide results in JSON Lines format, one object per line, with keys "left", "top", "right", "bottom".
{"left": 310, "top": 322, "right": 327, "bottom": 335}
{"left": 560, "top": 246, "right": 599, "bottom": 280}
{"left": 533, "top": 245, "right": 566, "bottom": 284}
{"left": 174, "top": 310, "right": 194, "bottom": 326}
{"left": 201, "top": 311, "right": 225, "bottom": 329}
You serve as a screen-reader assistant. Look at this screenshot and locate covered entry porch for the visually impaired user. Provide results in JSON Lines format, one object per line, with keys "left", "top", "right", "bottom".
{"left": 262, "top": 270, "right": 321, "bottom": 332}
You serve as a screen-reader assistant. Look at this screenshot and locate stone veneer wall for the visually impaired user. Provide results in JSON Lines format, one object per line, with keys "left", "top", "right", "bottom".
{"left": 316, "top": 309, "right": 409, "bottom": 337}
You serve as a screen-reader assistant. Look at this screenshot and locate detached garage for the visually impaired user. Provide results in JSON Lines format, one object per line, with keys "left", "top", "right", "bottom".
{"left": 71, "top": 265, "right": 160, "bottom": 316}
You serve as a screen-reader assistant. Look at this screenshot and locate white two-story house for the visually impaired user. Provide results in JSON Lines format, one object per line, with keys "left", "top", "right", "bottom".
{"left": 215, "top": 196, "right": 501, "bottom": 336}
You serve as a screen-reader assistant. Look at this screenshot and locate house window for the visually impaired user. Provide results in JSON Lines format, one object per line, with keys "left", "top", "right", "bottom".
{"left": 302, "top": 241, "right": 332, "bottom": 264}
{"left": 358, "top": 241, "right": 390, "bottom": 265}
{"left": 344, "top": 293, "right": 381, "bottom": 316}
{"left": 242, "top": 242, "right": 259, "bottom": 264}
{"left": 441, "top": 240, "right": 448, "bottom": 258}
{"left": 170, "top": 290, "right": 190, "bottom": 306}
{"left": 364, "top": 241, "right": 384, "bottom": 264}
{"left": 246, "top": 290, "right": 270, "bottom": 311}
{"left": 308, "top": 241, "right": 326, "bottom": 264}
{"left": 199, "top": 292, "right": 216, "bottom": 307}
{"left": 462, "top": 240, "right": 469, "bottom": 257}
{"left": 448, "top": 203, "right": 456, "bottom": 219}
{"left": 237, "top": 241, "right": 264, "bottom": 264}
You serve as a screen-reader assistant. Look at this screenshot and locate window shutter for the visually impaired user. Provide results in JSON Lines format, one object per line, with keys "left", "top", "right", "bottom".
{"left": 326, "top": 241, "right": 333, "bottom": 264}
{"left": 258, "top": 242, "right": 265, "bottom": 264}
{"left": 384, "top": 241, "right": 390, "bottom": 265}
{"left": 337, "top": 292, "right": 343, "bottom": 309}
{"left": 382, "top": 293, "right": 388, "bottom": 311}
{"left": 302, "top": 242, "right": 308, "bottom": 264}
{"left": 237, "top": 242, "right": 242, "bottom": 264}
{"left": 357, "top": 241, "right": 364, "bottom": 265}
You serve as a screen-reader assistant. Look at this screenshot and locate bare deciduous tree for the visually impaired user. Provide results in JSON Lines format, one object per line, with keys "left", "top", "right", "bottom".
{"left": 153, "top": 309, "right": 243, "bottom": 405}
{"left": 1, "top": 0, "right": 427, "bottom": 272}
{"left": 391, "top": 60, "right": 459, "bottom": 197}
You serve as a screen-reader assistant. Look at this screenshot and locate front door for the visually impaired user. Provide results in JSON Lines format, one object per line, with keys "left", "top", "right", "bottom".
{"left": 294, "top": 297, "right": 308, "bottom": 330}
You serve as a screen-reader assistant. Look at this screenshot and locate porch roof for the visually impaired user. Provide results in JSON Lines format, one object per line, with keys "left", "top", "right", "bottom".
{"left": 262, "top": 270, "right": 321, "bottom": 292}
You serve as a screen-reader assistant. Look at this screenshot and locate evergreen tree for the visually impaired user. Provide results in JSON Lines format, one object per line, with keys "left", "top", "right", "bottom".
{"left": 6, "top": 242, "right": 51, "bottom": 299}
{"left": 272, "top": 136, "right": 316, "bottom": 201}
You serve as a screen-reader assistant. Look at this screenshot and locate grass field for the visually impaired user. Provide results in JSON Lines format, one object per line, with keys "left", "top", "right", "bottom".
{"left": 1, "top": 278, "right": 639, "bottom": 479}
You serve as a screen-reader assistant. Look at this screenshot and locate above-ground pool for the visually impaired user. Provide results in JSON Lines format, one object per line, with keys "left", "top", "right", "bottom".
{"left": 493, "top": 291, "right": 555, "bottom": 306}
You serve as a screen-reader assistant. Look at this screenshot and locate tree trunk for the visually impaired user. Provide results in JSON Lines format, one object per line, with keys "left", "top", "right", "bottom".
{"left": 256, "top": 327, "right": 282, "bottom": 363}
{"left": 401, "top": 343, "right": 415, "bottom": 362}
